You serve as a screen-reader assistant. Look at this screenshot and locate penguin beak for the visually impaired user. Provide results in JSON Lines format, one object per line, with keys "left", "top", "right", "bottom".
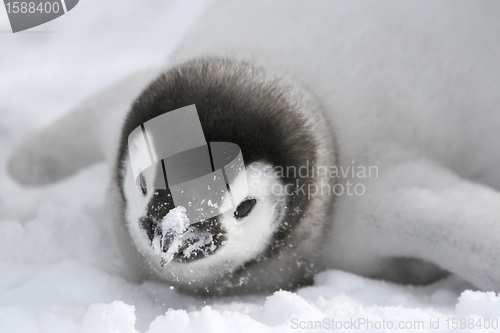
{"left": 156, "top": 215, "right": 226, "bottom": 266}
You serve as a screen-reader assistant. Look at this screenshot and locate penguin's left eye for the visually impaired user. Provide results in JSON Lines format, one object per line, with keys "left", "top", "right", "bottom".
{"left": 234, "top": 199, "right": 256, "bottom": 219}
{"left": 139, "top": 175, "right": 147, "bottom": 196}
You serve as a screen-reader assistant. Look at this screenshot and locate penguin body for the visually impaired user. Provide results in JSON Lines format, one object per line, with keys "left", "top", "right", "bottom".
{"left": 8, "top": 1, "right": 500, "bottom": 295}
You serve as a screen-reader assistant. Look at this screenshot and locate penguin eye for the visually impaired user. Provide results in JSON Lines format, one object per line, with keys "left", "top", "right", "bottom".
{"left": 234, "top": 199, "right": 256, "bottom": 219}
{"left": 139, "top": 175, "right": 147, "bottom": 196}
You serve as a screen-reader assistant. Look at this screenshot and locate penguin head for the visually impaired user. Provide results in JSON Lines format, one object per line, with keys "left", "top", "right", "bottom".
{"left": 117, "top": 58, "right": 336, "bottom": 295}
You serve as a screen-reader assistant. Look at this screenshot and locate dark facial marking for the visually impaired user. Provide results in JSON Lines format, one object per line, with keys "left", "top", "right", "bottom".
{"left": 234, "top": 198, "right": 256, "bottom": 219}
{"left": 139, "top": 174, "right": 147, "bottom": 196}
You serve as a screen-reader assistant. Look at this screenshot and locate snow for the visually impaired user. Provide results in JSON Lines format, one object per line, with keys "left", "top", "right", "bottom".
{"left": 1, "top": 0, "right": 500, "bottom": 332}
{"left": 152, "top": 206, "right": 190, "bottom": 264}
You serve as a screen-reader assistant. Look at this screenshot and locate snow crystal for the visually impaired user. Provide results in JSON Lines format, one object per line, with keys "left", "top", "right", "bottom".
{"left": 180, "top": 227, "right": 216, "bottom": 259}
{"left": 152, "top": 206, "right": 190, "bottom": 265}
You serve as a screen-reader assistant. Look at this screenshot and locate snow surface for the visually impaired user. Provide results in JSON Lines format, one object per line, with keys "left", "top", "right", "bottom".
{"left": 1, "top": 1, "right": 500, "bottom": 332}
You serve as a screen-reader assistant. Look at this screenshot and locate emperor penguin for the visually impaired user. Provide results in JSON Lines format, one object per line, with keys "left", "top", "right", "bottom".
{"left": 7, "top": 0, "right": 500, "bottom": 295}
